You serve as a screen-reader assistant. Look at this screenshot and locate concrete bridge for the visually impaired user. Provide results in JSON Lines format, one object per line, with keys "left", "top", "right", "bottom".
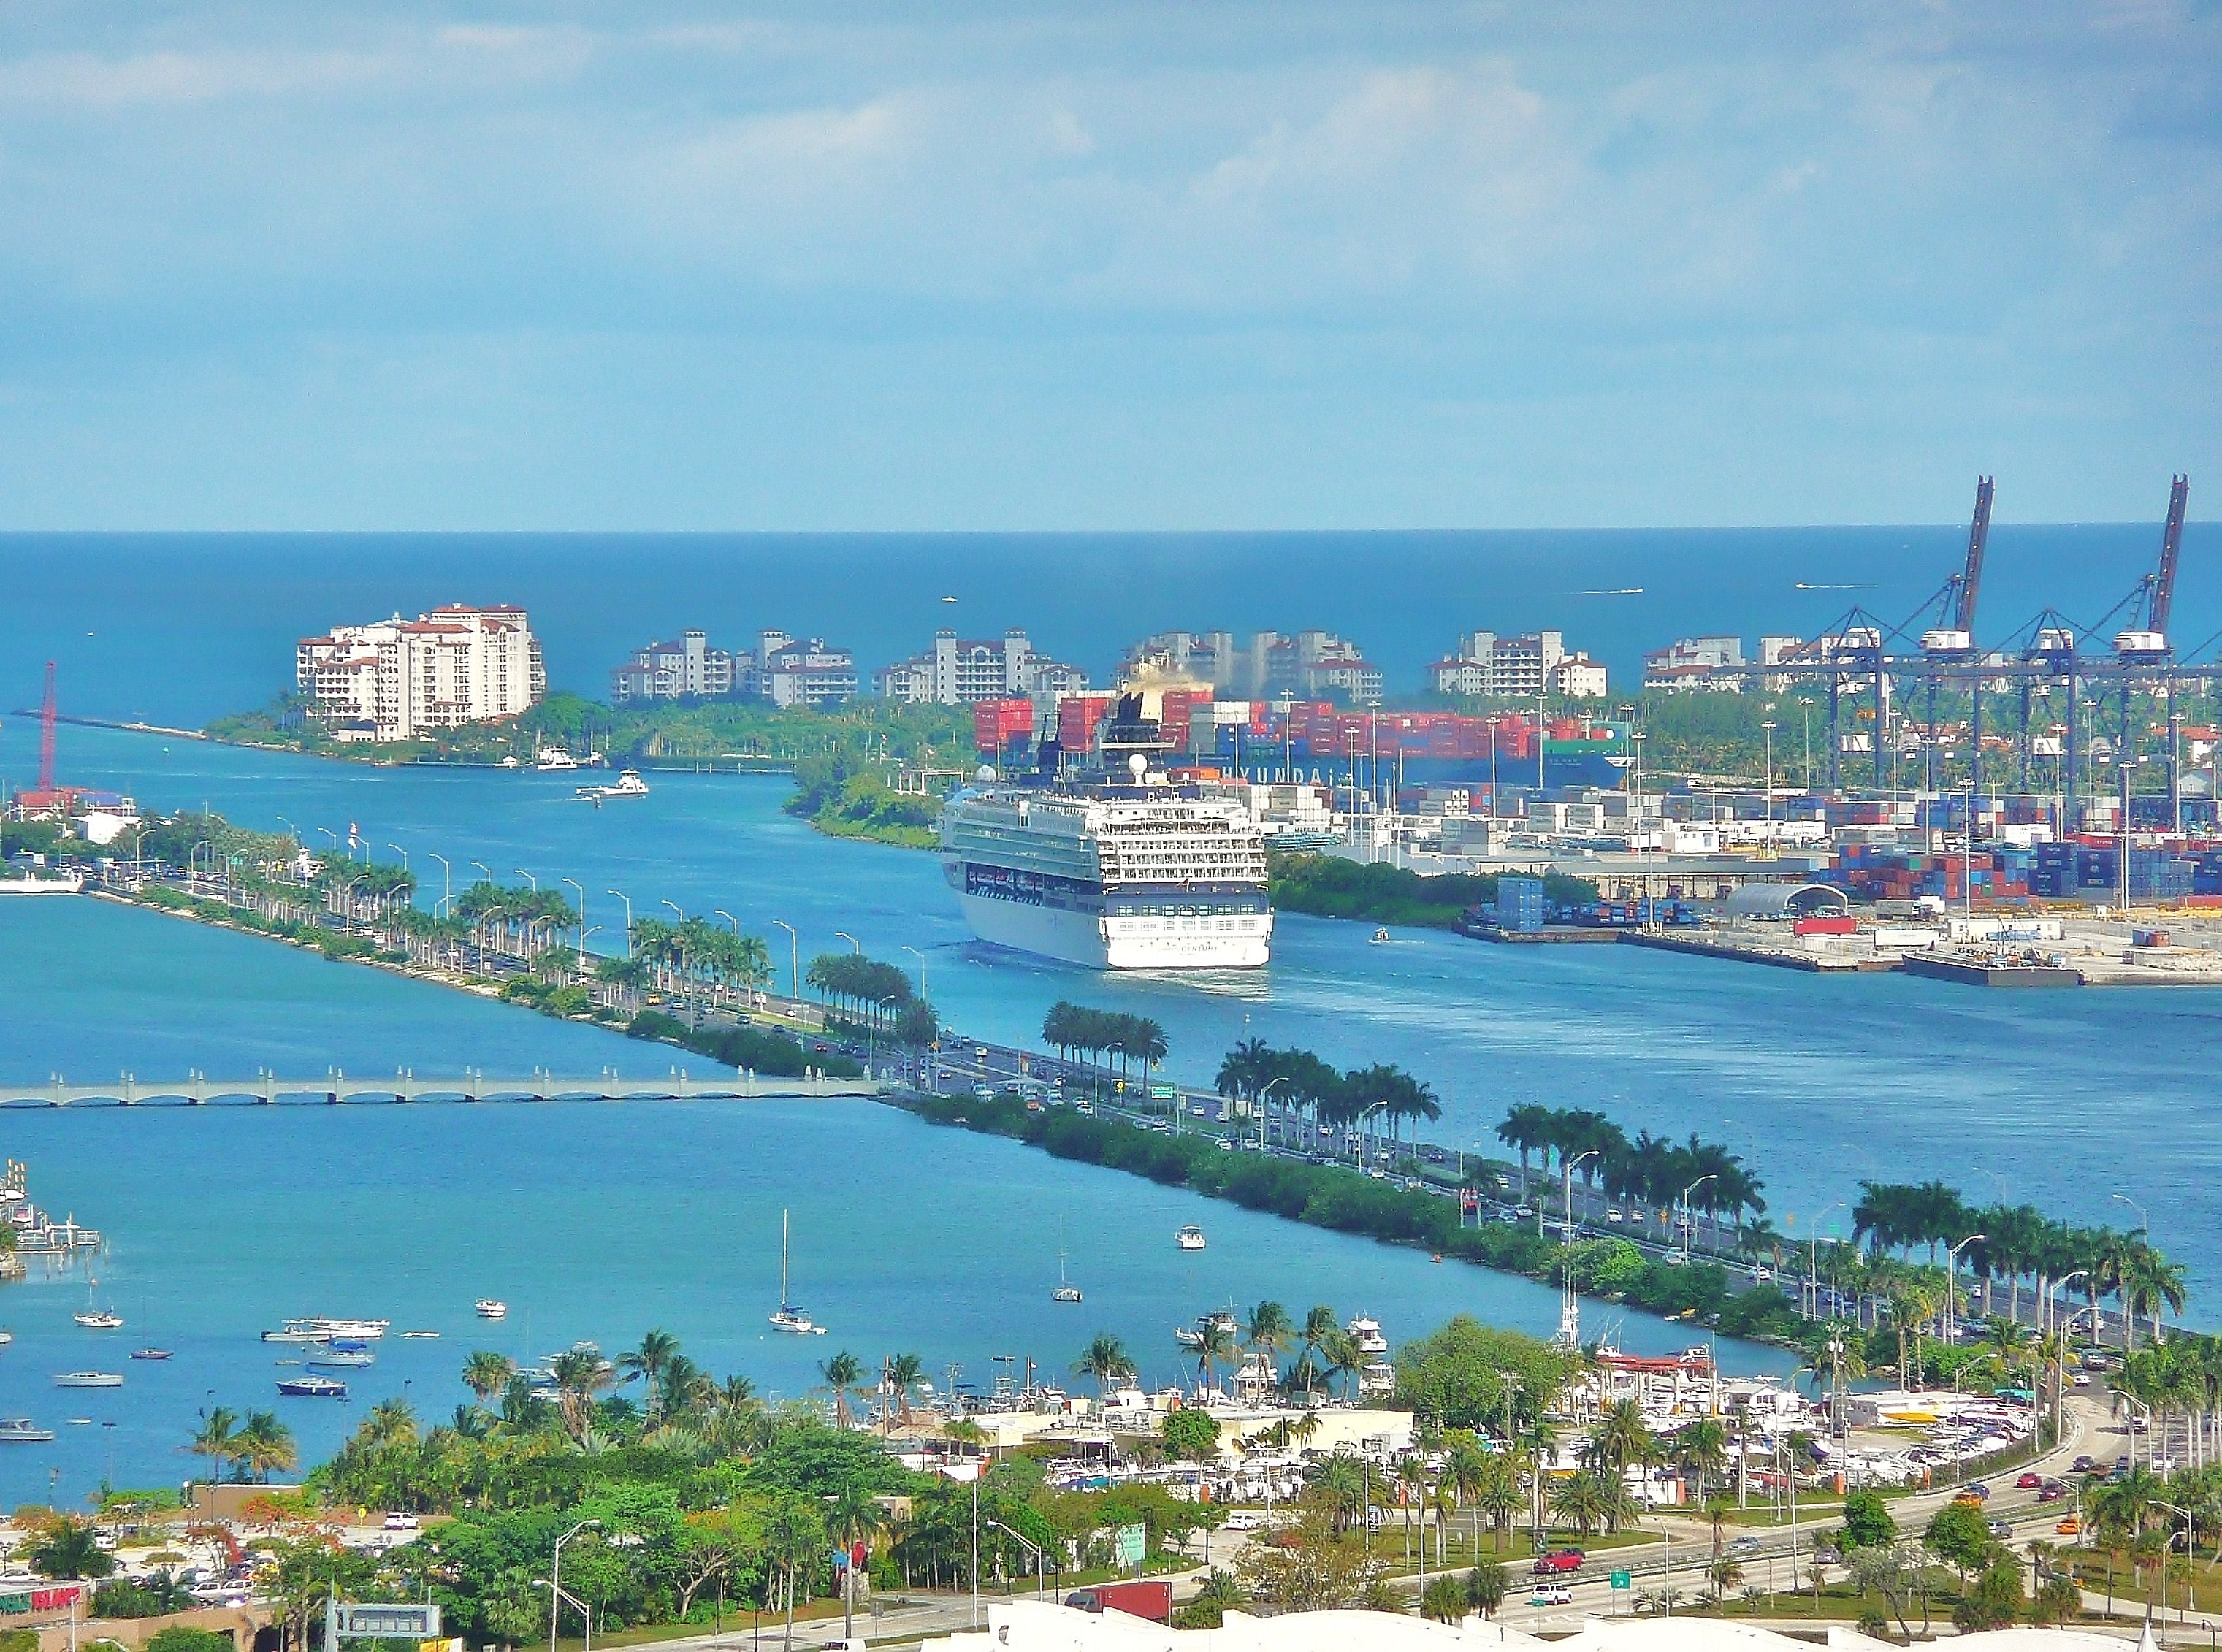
{"left": 0, "top": 1067, "right": 888, "bottom": 1107}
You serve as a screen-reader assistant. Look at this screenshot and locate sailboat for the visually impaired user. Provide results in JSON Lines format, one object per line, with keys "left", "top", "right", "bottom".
{"left": 768, "top": 1210, "right": 825, "bottom": 1335}
{"left": 1052, "top": 1217, "right": 1082, "bottom": 1304}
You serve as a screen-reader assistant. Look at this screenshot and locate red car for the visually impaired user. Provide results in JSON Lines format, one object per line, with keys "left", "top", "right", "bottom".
{"left": 2017, "top": 1472, "right": 2045, "bottom": 1490}
{"left": 1533, "top": 1550, "right": 1587, "bottom": 1576}
{"left": 2039, "top": 1484, "right": 2069, "bottom": 1502}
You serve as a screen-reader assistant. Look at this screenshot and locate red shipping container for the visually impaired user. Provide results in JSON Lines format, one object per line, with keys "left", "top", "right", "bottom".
{"left": 1795, "top": 917, "right": 1858, "bottom": 936}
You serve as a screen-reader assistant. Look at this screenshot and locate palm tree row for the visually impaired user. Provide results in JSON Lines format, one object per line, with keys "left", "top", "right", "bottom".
{"left": 1855, "top": 1183, "right": 2188, "bottom": 1347}
{"left": 1042, "top": 1002, "right": 1168, "bottom": 1087}
{"left": 184, "top": 1405, "right": 299, "bottom": 1483}
{"left": 1215, "top": 1040, "right": 1442, "bottom": 1151}
{"left": 1497, "top": 1105, "right": 1764, "bottom": 1229}
{"left": 807, "top": 952, "right": 915, "bottom": 1026}
{"left": 630, "top": 914, "right": 773, "bottom": 1006}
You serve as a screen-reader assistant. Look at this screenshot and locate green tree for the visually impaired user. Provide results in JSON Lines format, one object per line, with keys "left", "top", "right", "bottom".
{"left": 1840, "top": 1488, "right": 1897, "bottom": 1551}
{"left": 1162, "top": 1409, "right": 1221, "bottom": 1462}
{"left": 26, "top": 1518, "right": 117, "bottom": 1580}
{"left": 1953, "top": 1559, "right": 2026, "bottom": 1632}
{"left": 1072, "top": 1334, "right": 1137, "bottom": 1395}
{"left": 461, "top": 1350, "right": 516, "bottom": 1403}
{"left": 1925, "top": 1502, "right": 1993, "bottom": 1580}
{"left": 146, "top": 1630, "right": 234, "bottom": 1652}
{"left": 1466, "top": 1558, "right": 1509, "bottom": 1618}
{"left": 1394, "top": 1316, "right": 1569, "bottom": 1433}
{"left": 1421, "top": 1574, "right": 1468, "bottom": 1623}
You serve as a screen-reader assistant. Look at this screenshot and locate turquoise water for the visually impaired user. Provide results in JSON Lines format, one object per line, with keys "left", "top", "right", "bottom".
{"left": 3, "top": 716, "right": 2217, "bottom": 1502}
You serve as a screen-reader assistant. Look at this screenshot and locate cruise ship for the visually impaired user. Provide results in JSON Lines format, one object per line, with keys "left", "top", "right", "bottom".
{"left": 936, "top": 692, "right": 1273, "bottom": 971}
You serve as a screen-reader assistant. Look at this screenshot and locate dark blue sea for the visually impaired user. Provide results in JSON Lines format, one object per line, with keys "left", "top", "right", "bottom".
{"left": 0, "top": 524, "right": 2211, "bottom": 720}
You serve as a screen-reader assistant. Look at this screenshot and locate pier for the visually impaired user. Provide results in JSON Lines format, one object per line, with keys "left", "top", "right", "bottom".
{"left": 0, "top": 1068, "right": 885, "bottom": 1108}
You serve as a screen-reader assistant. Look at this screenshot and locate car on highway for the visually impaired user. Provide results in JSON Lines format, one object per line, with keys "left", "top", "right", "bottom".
{"left": 1532, "top": 1550, "right": 1585, "bottom": 1576}
{"left": 1606, "top": 1209, "right": 1624, "bottom": 1223}
{"left": 2072, "top": 1455, "right": 2097, "bottom": 1473}
{"left": 2017, "top": 1472, "right": 2045, "bottom": 1490}
{"left": 1728, "top": 1536, "right": 1762, "bottom": 1556}
{"left": 2056, "top": 1516, "right": 2082, "bottom": 1536}
{"left": 1530, "top": 1586, "right": 1573, "bottom": 1607}
{"left": 1662, "top": 1253, "right": 1689, "bottom": 1268}
{"left": 1965, "top": 1483, "right": 1990, "bottom": 1499}
{"left": 2038, "top": 1483, "right": 2068, "bottom": 1502}
{"left": 1513, "top": 1205, "right": 1535, "bottom": 1219}
{"left": 1496, "top": 1210, "right": 1521, "bottom": 1224}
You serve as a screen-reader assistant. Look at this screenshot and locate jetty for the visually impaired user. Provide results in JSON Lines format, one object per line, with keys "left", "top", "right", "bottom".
{"left": 0, "top": 1068, "right": 885, "bottom": 1108}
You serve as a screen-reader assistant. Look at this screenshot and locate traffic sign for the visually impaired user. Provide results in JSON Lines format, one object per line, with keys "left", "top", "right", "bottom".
{"left": 1115, "top": 1523, "right": 1147, "bottom": 1567}
{"left": 334, "top": 1606, "right": 442, "bottom": 1640}
{"left": 1609, "top": 1571, "right": 1631, "bottom": 1591}
{"left": 1150, "top": 1085, "right": 1177, "bottom": 1100}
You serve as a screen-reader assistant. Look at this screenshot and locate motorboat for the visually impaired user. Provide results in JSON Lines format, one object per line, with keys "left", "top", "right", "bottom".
{"left": 309, "top": 1318, "right": 388, "bottom": 1340}
{"left": 474, "top": 1299, "right": 508, "bottom": 1320}
{"left": 1175, "top": 1225, "right": 1207, "bottom": 1252}
{"left": 578, "top": 770, "right": 649, "bottom": 803}
{"left": 535, "top": 748, "right": 581, "bottom": 773}
{"left": 0, "top": 1330, "right": 13, "bottom": 1346}
{"left": 261, "top": 1325, "right": 323, "bottom": 1344}
{"left": 769, "top": 1209, "right": 826, "bottom": 1334}
{"left": 54, "top": 1372, "right": 123, "bottom": 1388}
{"left": 276, "top": 1376, "right": 348, "bottom": 1399}
{"left": 307, "top": 1351, "right": 374, "bottom": 1370}
{"left": 0, "top": 1420, "right": 53, "bottom": 1442}
{"left": 129, "top": 1349, "right": 172, "bottom": 1361}
{"left": 1371, "top": 927, "right": 1391, "bottom": 944}
{"left": 1174, "top": 1309, "right": 1237, "bottom": 1350}
{"left": 402, "top": 1330, "right": 440, "bottom": 1339}
{"left": 72, "top": 1310, "right": 123, "bottom": 1330}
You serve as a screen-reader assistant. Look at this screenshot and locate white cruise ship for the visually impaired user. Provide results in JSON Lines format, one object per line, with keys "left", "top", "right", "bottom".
{"left": 939, "top": 765, "right": 1272, "bottom": 971}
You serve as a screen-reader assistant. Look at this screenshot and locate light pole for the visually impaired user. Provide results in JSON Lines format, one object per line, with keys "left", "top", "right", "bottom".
{"left": 1807, "top": 1201, "right": 1846, "bottom": 1320}
{"left": 471, "top": 860, "right": 495, "bottom": 887}
{"left": 427, "top": 852, "right": 452, "bottom": 914}
{"left": 2049, "top": 1270, "right": 2088, "bottom": 1339}
{"left": 515, "top": 868, "right": 538, "bottom": 892}
{"left": 386, "top": 844, "right": 409, "bottom": 873}
{"left": 562, "top": 879, "right": 587, "bottom": 976}
{"left": 772, "top": 919, "right": 798, "bottom": 1001}
{"left": 662, "top": 899, "right": 684, "bottom": 921}
{"left": 1761, "top": 721, "right": 1776, "bottom": 842}
{"left": 1944, "top": 1233, "right": 1987, "bottom": 1350}
{"left": 275, "top": 814, "right": 299, "bottom": 846}
{"left": 836, "top": 930, "right": 861, "bottom": 954}
{"left": 1562, "top": 1148, "right": 1598, "bottom": 1240}
{"left": 2111, "top": 1191, "right": 2150, "bottom": 1237}
{"left": 551, "top": 1518, "right": 600, "bottom": 1652}
{"left": 1256, "top": 1074, "right": 1289, "bottom": 1151}
{"left": 714, "top": 909, "right": 741, "bottom": 934}
{"left": 606, "top": 890, "right": 633, "bottom": 957}
{"left": 1485, "top": 719, "right": 1500, "bottom": 824}
{"left": 1679, "top": 1173, "right": 1717, "bottom": 1263}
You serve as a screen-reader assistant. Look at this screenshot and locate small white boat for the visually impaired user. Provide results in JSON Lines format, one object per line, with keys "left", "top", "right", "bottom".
{"left": 402, "top": 1330, "right": 440, "bottom": 1339}
{"left": 73, "top": 1310, "right": 123, "bottom": 1330}
{"left": 130, "top": 1349, "right": 172, "bottom": 1361}
{"left": 0, "top": 1419, "right": 54, "bottom": 1442}
{"left": 1053, "top": 1285, "right": 1083, "bottom": 1304}
{"left": 578, "top": 770, "right": 649, "bottom": 803}
{"left": 474, "top": 1299, "right": 508, "bottom": 1320}
{"left": 535, "top": 748, "right": 581, "bottom": 773}
{"left": 1175, "top": 1225, "right": 1207, "bottom": 1252}
{"left": 309, "top": 1318, "right": 388, "bottom": 1339}
{"left": 1370, "top": 927, "right": 1391, "bottom": 944}
{"left": 261, "top": 1328, "right": 321, "bottom": 1344}
{"left": 54, "top": 1372, "right": 122, "bottom": 1388}
{"left": 307, "top": 1351, "right": 374, "bottom": 1370}
{"left": 277, "top": 1376, "right": 348, "bottom": 1399}
{"left": 1052, "top": 1219, "right": 1082, "bottom": 1303}
{"left": 0, "top": 1330, "right": 14, "bottom": 1346}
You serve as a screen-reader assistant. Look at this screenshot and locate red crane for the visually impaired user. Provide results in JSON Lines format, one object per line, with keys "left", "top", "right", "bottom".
{"left": 37, "top": 661, "right": 56, "bottom": 795}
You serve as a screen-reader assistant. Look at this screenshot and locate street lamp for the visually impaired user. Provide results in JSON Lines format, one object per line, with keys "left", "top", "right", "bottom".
{"left": 386, "top": 844, "right": 409, "bottom": 873}
{"left": 2110, "top": 1191, "right": 2150, "bottom": 1237}
{"left": 1562, "top": 1149, "right": 1598, "bottom": 1240}
{"left": 551, "top": 1518, "right": 600, "bottom": 1652}
{"left": 901, "top": 944, "right": 928, "bottom": 1001}
{"left": 562, "top": 879, "right": 587, "bottom": 976}
{"left": 427, "top": 852, "right": 452, "bottom": 914}
{"left": 661, "top": 898, "right": 684, "bottom": 921}
{"left": 1807, "top": 1201, "right": 1846, "bottom": 1320}
{"left": 2048, "top": 1270, "right": 2088, "bottom": 1339}
{"left": 771, "top": 919, "right": 798, "bottom": 1000}
{"left": 1944, "top": 1233, "right": 1987, "bottom": 1350}
{"left": 1761, "top": 721, "right": 1776, "bottom": 841}
{"left": 515, "top": 868, "right": 538, "bottom": 892}
{"left": 836, "top": 930, "right": 861, "bottom": 954}
{"left": 606, "top": 890, "right": 633, "bottom": 957}
{"left": 1256, "top": 1074, "right": 1289, "bottom": 1151}
{"left": 714, "top": 909, "right": 741, "bottom": 934}
{"left": 471, "top": 860, "right": 495, "bottom": 887}
{"left": 1679, "top": 1173, "right": 1718, "bottom": 1263}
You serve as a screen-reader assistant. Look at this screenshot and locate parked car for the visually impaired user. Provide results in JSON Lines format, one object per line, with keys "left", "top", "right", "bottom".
{"left": 381, "top": 1511, "right": 419, "bottom": 1531}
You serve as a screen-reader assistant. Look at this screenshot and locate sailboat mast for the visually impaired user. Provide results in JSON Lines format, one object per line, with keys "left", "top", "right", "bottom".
{"left": 780, "top": 1209, "right": 790, "bottom": 1305}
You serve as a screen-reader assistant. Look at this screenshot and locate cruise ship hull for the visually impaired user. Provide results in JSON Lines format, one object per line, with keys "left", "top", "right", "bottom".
{"left": 953, "top": 890, "right": 1270, "bottom": 971}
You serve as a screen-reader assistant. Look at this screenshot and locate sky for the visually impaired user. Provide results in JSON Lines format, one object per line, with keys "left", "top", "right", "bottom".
{"left": 0, "top": 1, "right": 2216, "bottom": 532}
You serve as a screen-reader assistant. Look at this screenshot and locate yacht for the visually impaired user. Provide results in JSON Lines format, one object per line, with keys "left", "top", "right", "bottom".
{"left": 535, "top": 747, "right": 582, "bottom": 773}
{"left": 73, "top": 1309, "right": 123, "bottom": 1330}
{"left": 1175, "top": 1224, "right": 1207, "bottom": 1252}
{"left": 1346, "top": 1315, "right": 1397, "bottom": 1397}
{"left": 129, "top": 1349, "right": 172, "bottom": 1361}
{"left": 0, "top": 873, "right": 85, "bottom": 896}
{"left": 260, "top": 1324, "right": 323, "bottom": 1345}
{"left": 276, "top": 1376, "right": 348, "bottom": 1399}
{"left": 0, "top": 1420, "right": 54, "bottom": 1442}
{"left": 1174, "top": 1309, "right": 1238, "bottom": 1350}
{"left": 310, "top": 1318, "right": 389, "bottom": 1340}
{"left": 307, "top": 1350, "right": 375, "bottom": 1370}
{"left": 54, "top": 1372, "right": 122, "bottom": 1388}
{"left": 936, "top": 690, "right": 1271, "bottom": 971}
{"left": 769, "top": 1209, "right": 825, "bottom": 1335}
{"left": 474, "top": 1299, "right": 508, "bottom": 1320}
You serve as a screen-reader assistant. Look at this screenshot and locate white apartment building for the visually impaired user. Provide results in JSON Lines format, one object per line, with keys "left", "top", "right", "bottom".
{"left": 1643, "top": 635, "right": 1746, "bottom": 691}
{"left": 1264, "top": 630, "right": 1383, "bottom": 705}
{"left": 297, "top": 605, "right": 544, "bottom": 743}
{"left": 1429, "top": 630, "right": 1607, "bottom": 699}
{"left": 749, "top": 632, "right": 859, "bottom": 708}
{"left": 611, "top": 629, "right": 735, "bottom": 703}
{"left": 875, "top": 630, "right": 1088, "bottom": 705}
{"left": 1118, "top": 630, "right": 1242, "bottom": 691}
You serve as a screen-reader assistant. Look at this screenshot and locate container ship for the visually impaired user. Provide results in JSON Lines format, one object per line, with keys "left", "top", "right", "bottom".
{"left": 937, "top": 692, "right": 1272, "bottom": 971}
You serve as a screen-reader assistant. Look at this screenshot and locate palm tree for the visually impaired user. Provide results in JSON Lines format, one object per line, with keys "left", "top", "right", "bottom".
{"left": 618, "top": 1328, "right": 683, "bottom": 1418}
{"left": 1586, "top": 1398, "right": 1660, "bottom": 1478}
{"left": 362, "top": 1397, "right": 419, "bottom": 1449}
{"left": 461, "top": 1350, "right": 517, "bottom": 1404}
{"left": 547, "top": 1347, "right": 614, "bottom": 1438}
{"left": 1297, "top": 1306, "right": 1340, "bottom": 1401}
{"left": 234, "top": 1412, "right": 297, "bottom": 1483}
{"left": 1071, "top": 1334, "right": 1136, "bottom": 1396}
{"left": 1549, "top": 1472, "right": 1614, "bottom": 1538}
{"left": 26, "top": 1517, "right": 115, "bottom": 1580}
{"left": 1244, "top": 1300, "right": 1295, "bottom": 1371}
{"left": 184, "top": 1406, "right": 240, "bottom": 1485}
{"left": 885, "top": 1353, "right": 926, "bottom": 1426}
{"left": 1192, "top": 1317, "right": 1239, "bottom": 1393}
{"left": 820, "top": 1350, "right": 864, "bottom": 1427}
{"left": 1672, "top": 1418, "right": 1727, "bottom": 1496}
{"left": 825, "top": 1480, "right": 887, "bottom": 1644}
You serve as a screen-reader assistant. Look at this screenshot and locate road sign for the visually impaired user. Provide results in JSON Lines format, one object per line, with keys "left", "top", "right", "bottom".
{"left": 1150, "top": 1085, "right": 1176, "bottom": 1100}
{"left": 1364, "top": 1507, "right": 1383, "bottom": 1531}
{"left": 1115, "top": 1523, "right": 1147, "bottom": 1567}
{"left": 1609, "top": 1571, "right": 1631, "bottom": 1591}
{"left": 333, "top": 1605, "right": 442, "bottom": 1640}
